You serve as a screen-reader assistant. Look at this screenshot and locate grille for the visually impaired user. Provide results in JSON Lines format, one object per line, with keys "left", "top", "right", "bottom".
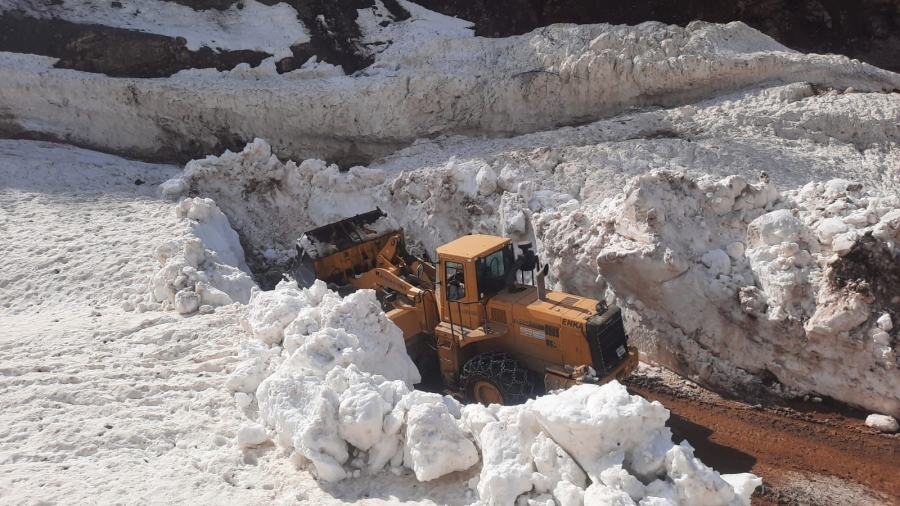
{"left": 586, "top": 307, "right": 629, "bottom": 374}
{"left": 546, "top": 325, "right": 560, "bottom": 337}
{"left": 490, "top": 307, "right": 508, "bottom": 324}
{"left": 559, "top": 296, "right": 579, "bottom": 306}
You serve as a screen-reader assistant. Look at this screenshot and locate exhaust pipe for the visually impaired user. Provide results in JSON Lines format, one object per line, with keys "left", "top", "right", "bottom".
{"left": 536, "top": 264, "right": 549, "bottom": 301}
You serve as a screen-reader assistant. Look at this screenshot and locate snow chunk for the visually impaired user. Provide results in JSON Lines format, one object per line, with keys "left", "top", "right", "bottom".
{"left": 724, "top": 242, "right": 745, "bottom": 260}
{"left": 701, "top": 249, "right": 731, "bottom": 276}
{"left": 815, "top": 218, "right": 848, "bottom": 245}
{"left": 257, "top": 372, "right": 347, "bottom": 481}
{"left": 665, "top": 442, "right": 736, "bottom": 505}
{"left": 236, "top": 423, "right": 268, "bottom": 448}
{"left": 225, "top": 357, "right": 266, "bottom": 393}
{"left": 877, "top": 313, "right": 893, "bottom": 332}
{"left": 747, "top": 210, "right": 805, "bottom": 248}
{"left": 401, "top": 391, "right": 479, "bottom": 481}
{"left": 234, "top": 392, "right": 253, "bottom": 409}
{"left": 531, "top": 383, "right": 672, "bottom": 481}
{"left": 865, "top": 414, "right": 899, "bottom": 433}
{"left": 722, "top": 474, "right": 764, "bottom": 506}
{"left": 478, "top": 406, "right": 540, "bottom": 505}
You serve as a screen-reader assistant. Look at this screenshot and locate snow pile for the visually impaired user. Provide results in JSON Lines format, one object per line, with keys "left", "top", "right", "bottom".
{"left": 160, "top": 138, "right": 571, "bottom": 263}
{"left": 461, "top": 382, "right": 760, "bottom": 506}
{"left": 536, "top": 170, "right": 900, "bottom": 417}
{"left": 232, "top": 281, "right": 478, "bottom": 482}
{"left": 865, "top": 414, "right": 899, "bottom": 433}
{"left": 229, "top": 282, "right": 759, "bottom": 502}
{"left": 123, "top": 197, "right": 255, "bottom": 313}
{"left": 161, "top": 138, "right": 391, "bottom": 262}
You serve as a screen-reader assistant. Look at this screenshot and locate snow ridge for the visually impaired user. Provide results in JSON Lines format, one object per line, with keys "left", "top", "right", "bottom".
{"left": 2, "top": 20, "right": 898, "bottom": 163}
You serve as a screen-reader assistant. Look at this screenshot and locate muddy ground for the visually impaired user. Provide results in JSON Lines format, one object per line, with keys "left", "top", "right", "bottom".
{"left": 625, "top": 366, "right": 900, "bottom": 506}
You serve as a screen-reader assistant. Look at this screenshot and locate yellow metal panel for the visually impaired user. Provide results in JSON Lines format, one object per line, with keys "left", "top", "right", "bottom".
{"left": 386, "top": 306, "right": 426, "bottom": 340}
{"left": 436, "top": 234, "right": 509, "bottom": 259}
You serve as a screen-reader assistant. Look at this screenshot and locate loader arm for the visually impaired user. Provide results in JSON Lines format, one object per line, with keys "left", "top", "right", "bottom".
{"left": 349, "top": 267, "right": 425, "bottom": 300}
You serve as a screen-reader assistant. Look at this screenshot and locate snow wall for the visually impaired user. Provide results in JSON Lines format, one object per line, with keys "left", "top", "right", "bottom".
{"left": 2, "top": 18, "right": 899, "bottom": 163}
{"left": 535, "top": 171, "right": 900, "bottom": 417}
{"left": 162, "top": 137, "right": 900, "bottom": 419}
{"left": 226, "top": 280, "right": 761, "bottom": 505}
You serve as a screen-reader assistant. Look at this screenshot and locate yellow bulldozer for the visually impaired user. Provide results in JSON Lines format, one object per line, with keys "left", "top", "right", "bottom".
{"left": 292, "top": 209, "right": 638, "bottom": 405}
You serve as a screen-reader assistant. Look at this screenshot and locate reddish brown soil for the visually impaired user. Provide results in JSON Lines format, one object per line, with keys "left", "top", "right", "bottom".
{"left": 626, "top": 374, "right": 900, "bottom": 505}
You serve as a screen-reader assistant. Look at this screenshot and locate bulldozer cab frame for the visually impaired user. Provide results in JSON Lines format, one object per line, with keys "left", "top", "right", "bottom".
{"left": 436, "top": 235, "right": 515, "bottom": 332}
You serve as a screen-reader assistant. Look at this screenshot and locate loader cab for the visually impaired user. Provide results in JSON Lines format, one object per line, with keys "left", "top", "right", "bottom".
{"left": 436, "top": 235, "right": 514, "bottom": 329}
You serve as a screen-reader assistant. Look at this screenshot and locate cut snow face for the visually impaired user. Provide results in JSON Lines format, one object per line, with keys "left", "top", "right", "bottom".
{"left": 227, "top": 280, "right": 761, "bottom": 504}
{"left": 536, "top": 171, "right": 900, "bottom": 418}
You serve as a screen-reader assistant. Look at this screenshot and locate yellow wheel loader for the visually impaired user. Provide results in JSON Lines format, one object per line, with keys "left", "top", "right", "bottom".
{"left": 291, "top": 209, "right": 639, "bottom": 405}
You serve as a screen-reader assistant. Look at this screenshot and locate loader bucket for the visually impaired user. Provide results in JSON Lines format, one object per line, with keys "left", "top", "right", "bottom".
{"left": 292, "top": 209, "right": 403, "bottom": 287}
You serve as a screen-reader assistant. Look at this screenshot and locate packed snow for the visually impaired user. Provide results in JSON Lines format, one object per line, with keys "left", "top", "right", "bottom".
{"left": 0, "top": 0, "right": 309, "bottom": 58}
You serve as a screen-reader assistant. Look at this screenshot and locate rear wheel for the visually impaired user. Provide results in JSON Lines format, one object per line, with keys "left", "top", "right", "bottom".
{"left": 460, "top": 352, "right": 533, "bottom": 406}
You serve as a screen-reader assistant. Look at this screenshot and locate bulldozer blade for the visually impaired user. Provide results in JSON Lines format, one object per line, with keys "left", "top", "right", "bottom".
{"left": 292, "top": 209, "right": 403, "bottom": 287}
{"left": 297, "top": 208, "right": 401, "bottom": 260}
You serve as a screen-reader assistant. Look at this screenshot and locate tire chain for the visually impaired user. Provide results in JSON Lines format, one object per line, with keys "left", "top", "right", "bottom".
{"left": 460, "top": 352, "right": 534, "bottom": 405}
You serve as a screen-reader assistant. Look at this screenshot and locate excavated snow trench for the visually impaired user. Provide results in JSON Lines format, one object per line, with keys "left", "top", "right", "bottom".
{"left": 4, "top": 2, "right": 900, "bottom": 503}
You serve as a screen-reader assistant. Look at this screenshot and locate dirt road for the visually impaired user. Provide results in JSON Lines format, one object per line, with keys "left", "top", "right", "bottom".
{"left": 626, "top": 367, "right": 900, "bottom": 506}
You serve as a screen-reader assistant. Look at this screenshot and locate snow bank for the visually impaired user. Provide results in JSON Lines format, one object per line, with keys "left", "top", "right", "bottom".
{"left": 161, "top": 138, "right": 390, "bottom": 262}
{"left": 3, "top": 19, "right": 898, "bottom": 163}
{"left": 535, "top": 171, "right": 900, "bottom": 417}
{"left": 123, "top": 197, "right": 255, "bottom": 313}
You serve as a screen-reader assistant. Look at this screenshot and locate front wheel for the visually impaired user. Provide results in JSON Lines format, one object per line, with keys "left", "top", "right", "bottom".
{"left": 460, "top": 352, "right": 533, "bottom": 406}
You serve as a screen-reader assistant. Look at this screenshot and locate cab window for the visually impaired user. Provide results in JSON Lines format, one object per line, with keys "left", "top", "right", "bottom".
{"left": 445, "top": 261, "right": 465, "bottom": 300}
{"left": 475, "top": 245, "right": 514, "bottom": 297}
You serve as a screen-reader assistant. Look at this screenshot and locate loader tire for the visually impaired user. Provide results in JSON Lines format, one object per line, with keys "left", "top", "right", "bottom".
{"left": 460, "top": 352, "right": 533, "bottom": 406}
